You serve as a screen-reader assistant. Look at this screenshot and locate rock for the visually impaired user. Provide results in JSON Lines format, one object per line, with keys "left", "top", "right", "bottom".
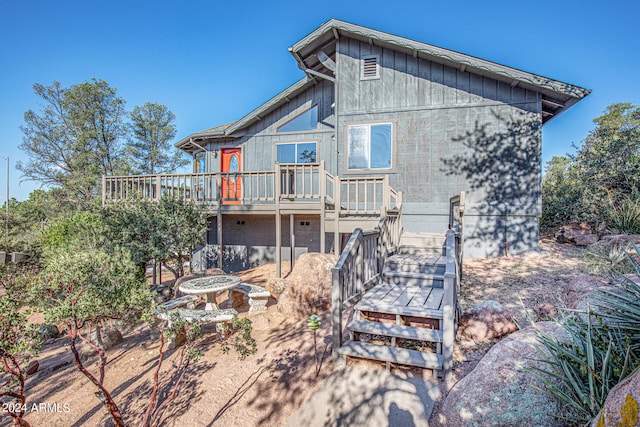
{"left": 600, "top": 234, "right": 640, "bottom": 247}
{"left": 277, "top": 253, "right": 337, "bottom": 319}
{"left": 534, "top": 303, "right": 558, "bottom": 320}
{"left": 39, "top": 324, "right": 60, "bottom": 340}
{"left": 574, "top": 233, "right": 600, "bottom": 246}
{"left": 562, "top": 274, "right": 611, "bottom": 310}
{"left": 89, "top": 326, "right": 124, "bottom": 351}
{"left": 592, "top": 369, "right": 640, "bottom": 427}
{"left": 265, "top": 278, "right": 288, "bottom": 297}
{"left": 438, "top": 322, "right": 570, "bottom": 427}
{"left": 557, "top": 222, "right": 593, "bottom": 244}
{"left": 457, "top": 300, "right": 517, "bottom": 342}
{"left": 25, "top": 360, "right": 39, "bottom": 375}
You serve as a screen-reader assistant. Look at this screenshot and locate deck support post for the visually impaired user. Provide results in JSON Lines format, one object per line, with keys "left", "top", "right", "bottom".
{"left": 276, "top": 164, "right": 282, "bottom": 278}
{"left": 217, "top": 174, "right": 223, "bottom": 271}
{"left": 290, "top": 214, "right": 295, "bottom": 272}
{"left": 334, "top": 178, "right": 341, "bottom": 255}
{"left": 319, "top": 161, "right": 326, "bottom": 254}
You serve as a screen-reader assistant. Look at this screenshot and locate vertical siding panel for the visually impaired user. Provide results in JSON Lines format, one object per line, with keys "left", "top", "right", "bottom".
{"left": 483, "top": 77, "right": 497, "bottom": 101}
{"left": 370, "top": 44, "right": 383, "bottom": 110}
{"left": 443, "top": 65, "right": 457, "bottom": 105}
{"left": 431, "top": 62, "right": 444, "bottom": 104}
{"left": 406, "top": 54, "right": 419, "bottom": 107}
{"left": 381, "top": 47, "right": 395, "bottom": 111}
{"left": 358, "top": 41, "right": 372, "bottom": 113}
{"left": 498, "top": 81, "right": 511, "bottom": 102}
{"left": 512, "top": 85, "right": 525, "bottom": 103}
{"left": 339, "top": 39, "right": 357, "bottom": 113}
{"left": 469, "top": 73, "right": 483, "bottom": 103}
{"left": 395, "top": 50, "right": 407, "bottom": 108}
{"left": 417, "top": 58, "right": 431, "bottom": 106}
{"left": 456, "top": 69, "right": 470, "bottom": 104}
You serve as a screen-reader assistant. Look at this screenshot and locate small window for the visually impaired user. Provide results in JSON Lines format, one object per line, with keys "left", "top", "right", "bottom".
{"left": 347, "top": 124, "right": 392, "bottom": 170}
{"left": 361, "top": 55, "right": 380, "bottom": 80}
{"left": 277, "top": 105, "right": 318, "bottom": 133}
{"left": 276, "top": 142, "right": 317, "bottom": 164}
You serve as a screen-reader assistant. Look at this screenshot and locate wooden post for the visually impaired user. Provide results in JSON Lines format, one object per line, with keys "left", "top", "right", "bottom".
{"left": 334, "top": 178, "right": 341, "bottom": 255}
{"left": 101, "top": 175, "right": 106, "bottom": 206}
{"left": 152, "top": 261, "right": 157, "bottom": 285}
{"left": 382, "top": 175, "right": 390, "bottom": 212}
{"left": 290, "top": 214, "right": 295, "bottom": 272}
{"left": 442, "top": 229, "right": 456, "bottom": 381}
{"left": 275, "top": 164, "right": 282, "bottom": 278}
{"left": 319, "top": 161, "right": 326, "bottom": 253}
{"left": 331, "top": 266, "right": 344, "bottom": 363}
{"left": 217, "top": 173, "right": 223, "bottom": 271}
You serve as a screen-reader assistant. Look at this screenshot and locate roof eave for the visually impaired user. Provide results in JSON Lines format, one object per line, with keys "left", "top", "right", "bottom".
{"left": 291, "top": 19, "right": 591, "bottom": 104}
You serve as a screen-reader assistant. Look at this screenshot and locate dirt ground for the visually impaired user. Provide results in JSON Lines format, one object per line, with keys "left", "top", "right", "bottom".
{"left": 8, "top": 239, "right": 587, "bottom": 427}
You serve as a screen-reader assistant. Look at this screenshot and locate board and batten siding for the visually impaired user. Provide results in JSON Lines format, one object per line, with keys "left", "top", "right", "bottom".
{"left": 238, "top": 79, "right": 337, "bottom": 174}
{"left": 336, "top": 37, "right": 542, "bottom": 258}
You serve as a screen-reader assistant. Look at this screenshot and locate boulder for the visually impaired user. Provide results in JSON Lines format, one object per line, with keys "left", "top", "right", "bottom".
{"left": 534, "top": 303, "right": 558, "bottom": 320}
{"left": 438, "top": 322, "right": 570, "bottom": 427}
{"left": 600, "top": 234, "right": 640, "bottom": 247}
{"left": 562, "top": 274, "right": 612, "bottom": 310}
{"left": 89, "top": 326, "right": 124, "bottom": 351}
{"left": 592, "top": 369, "right": 640, "bottom": 427}
{"left": 457, "top": 300, "right": 517, "bottom": 342}
{"left": 557, "top": 222, "right": 594, "bottom": 244}
{"left": 574, "top": 233, "right": 600, "bottom": 247}
{"left": 277, "top": 253, "right": 337, "bottom": 319}
{"left": 38, "top": 324, "right": 60, "bottom": 340}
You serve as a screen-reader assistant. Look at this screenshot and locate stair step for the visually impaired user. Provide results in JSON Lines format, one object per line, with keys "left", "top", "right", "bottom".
{"left": 338, "top": 340, "right": 443, "bottom": 370}
{"left": 356, "top": 299, "right": 444, "bottom": 319}
{"left": 382, "top": 271, "right": 444, "bottom": 287}
{"left": 397, "top": 245, "right": 444, "bottom": 256}
{"left": 348, "top": 319, "right": 443, "bottom": 342}
{"left": 384, "top": 254, "right": 446, "bottom": 275}
{"left": 399, "top": 233, "right": 446, "bottom": 248}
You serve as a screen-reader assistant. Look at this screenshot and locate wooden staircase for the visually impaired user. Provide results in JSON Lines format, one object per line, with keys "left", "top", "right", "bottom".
{"left": 331, "top": 192, "right": 463, "bottom": 381}
{"left": 337, "top": 232, "right": 452, "bottom": 377}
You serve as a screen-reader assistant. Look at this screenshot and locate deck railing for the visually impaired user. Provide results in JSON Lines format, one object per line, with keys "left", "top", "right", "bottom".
{"left": 102, "top": 162, "right": 399, "bottom": 215}
{"left": 331, "top": 208, "right": 403, "bottom": 362}
{"left": 442, "top": 229, "right": 461, "bottom": 381}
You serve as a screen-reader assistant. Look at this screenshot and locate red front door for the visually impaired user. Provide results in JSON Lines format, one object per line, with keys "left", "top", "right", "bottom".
{"left": 221, "top": 148, "right": 242, "bottom": 204}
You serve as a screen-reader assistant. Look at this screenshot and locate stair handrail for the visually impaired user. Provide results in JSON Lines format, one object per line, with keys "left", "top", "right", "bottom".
{"left": 331, "top": 209, "right": 402, "bottom": 363}
{"left": 442, "top": 228, "right": 461, "bottom": 381}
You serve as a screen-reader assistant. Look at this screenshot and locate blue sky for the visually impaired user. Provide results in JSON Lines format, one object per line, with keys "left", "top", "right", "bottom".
{"left": 0, "top": 0, "right": 638, "bottom": 201}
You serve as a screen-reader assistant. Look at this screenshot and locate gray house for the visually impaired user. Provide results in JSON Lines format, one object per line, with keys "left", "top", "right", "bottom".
{"left": 104, "top": 19, "right": 589, "bottom": 272}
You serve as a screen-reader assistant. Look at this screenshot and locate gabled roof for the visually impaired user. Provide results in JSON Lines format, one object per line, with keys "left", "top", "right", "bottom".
{"left": 175, "top": 78, "right": 317, "bottom": 154}
{"left": 177, "top": 19, "right": 590, "bottom": 154}
{"left": 175, "top": 121, "right": 237, "bottom": 153}
{"left": 290, "top": 19, "right": 590, "bottom": 123}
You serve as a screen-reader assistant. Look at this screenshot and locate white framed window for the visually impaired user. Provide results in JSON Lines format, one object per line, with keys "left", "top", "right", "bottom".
{"left": 361, "top": 55, "right": 380, "bottom": 80}
{"left": 276, "top": 142, "right": 317, "bottom": 164}
{"left": 277, "top": 105, "right": 318, "bottom": 133}
{"left": 347, "top": 123, "right": 392, "bottom": 170}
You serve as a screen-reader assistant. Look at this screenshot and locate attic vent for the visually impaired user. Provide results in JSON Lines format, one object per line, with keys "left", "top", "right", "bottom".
{"left": 361, "top": 55, "right": 380, "bottom": 80}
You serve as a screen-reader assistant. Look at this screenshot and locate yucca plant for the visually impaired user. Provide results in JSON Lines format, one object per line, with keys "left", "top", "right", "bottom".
{"left": 527, "top": 244, "right": 640, "bottom": 425}
{"left": 610, "top": 198, "right": 640, "bottom": 234}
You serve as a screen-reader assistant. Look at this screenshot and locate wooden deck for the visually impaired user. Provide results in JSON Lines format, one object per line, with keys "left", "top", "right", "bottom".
{"left": 355, "top": 282, "right": 444, "bottom": 318}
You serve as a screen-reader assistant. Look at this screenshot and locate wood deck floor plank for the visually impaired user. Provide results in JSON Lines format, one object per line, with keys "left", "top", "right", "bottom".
{"left": 394, "top": 286, "right": 422, "bottom": 307}
{"left": 407, "top": 286, "right": 435, "bottom": 308}
{"left": 423, "top": 288, "right": 444, "bottom": 310}
{"left": 348, "top": 319, "right": 443, "bottom": 342}
{"left": 360, "top": 283, "right": 394, "bottom": 304}
{"left": 339, "top": 340, "right": 443, "bottom": 370}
